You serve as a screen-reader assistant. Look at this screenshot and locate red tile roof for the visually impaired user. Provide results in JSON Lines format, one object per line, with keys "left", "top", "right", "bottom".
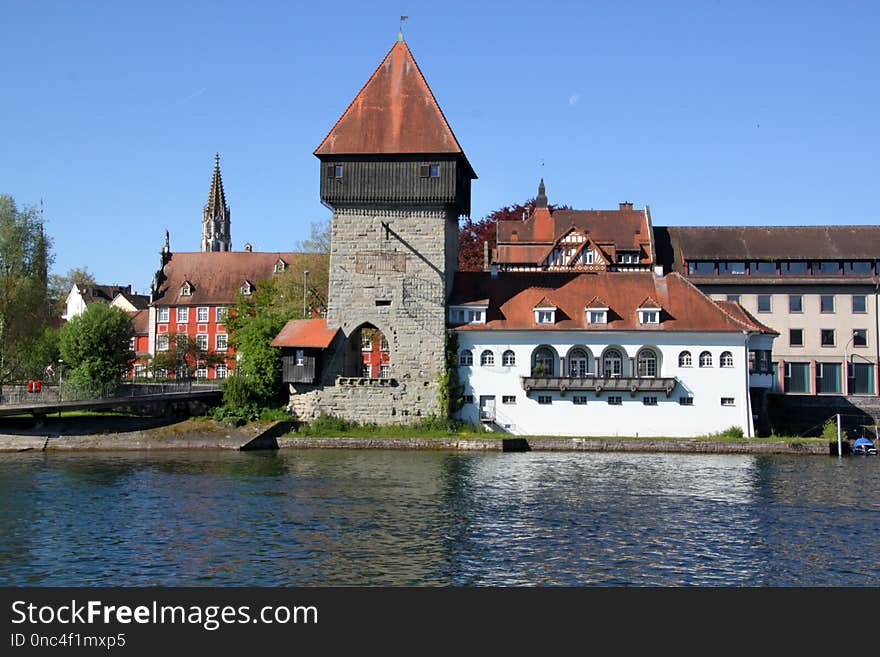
{"left": 315, "top": 41, "right": 469, "bottom": 164}
{"left": 271, "top": 319, "right": 339, "bottom": 349}
{"left": 154, "top": 251, "right": 300, "bottom": 306}
{"left": 449, "top": 271, "right": 774, "bottom": 333}
{"left": 496, "top": 207, "right": 653, "bottom": 266}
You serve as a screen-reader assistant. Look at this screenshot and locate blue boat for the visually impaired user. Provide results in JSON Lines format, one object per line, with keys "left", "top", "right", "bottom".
{"left": 852, "top": 437, "right": 877, "bottom": 456}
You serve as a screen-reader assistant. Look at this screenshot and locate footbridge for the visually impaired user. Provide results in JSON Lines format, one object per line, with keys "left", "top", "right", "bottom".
{"left": 0, "top": 382, "right": 223, "bottom": 418}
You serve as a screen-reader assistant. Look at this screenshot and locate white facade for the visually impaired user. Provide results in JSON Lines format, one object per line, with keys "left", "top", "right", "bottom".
{"left": 455, "top": 330, "right": 763, "bottom": 438}
{"left": 61, "top": 284, "right": 87, "bottom": 320}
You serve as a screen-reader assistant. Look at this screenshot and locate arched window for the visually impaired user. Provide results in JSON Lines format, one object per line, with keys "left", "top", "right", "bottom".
{"left": 679, "top": 351, "right": 692, "bottom": 367}
{"left": 459, "top": 350, "right": 473, "bottom": 366}
{"left": 480, "top": 350, "right": 494, "bottom": 367}
{"left": 637, "top": 349, "right": 658, "bottom": 378}
{"left": 568, "top": 348, "right": 590, "bottom": 377}
{"left": 532, "top": 347, "right": 555, "bottom": 376}
{"left": 699, "top": 351, "right": 713, "bottom": 368}
{"left": 603, "top": 349, "right": 623, "bottom": 377}
{"left": 502, "top": 350, "right": 516, "bottom": 367}
{"left": 720, "top": 351, "right": 734, "bottom": 368}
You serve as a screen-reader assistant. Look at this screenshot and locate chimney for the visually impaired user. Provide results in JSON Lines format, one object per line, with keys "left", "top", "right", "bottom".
{"left": 619, "top": 202, "right": 633, "bottom": 210}
{"left": 483, "top": 240, "right": 489, "bottom": 271}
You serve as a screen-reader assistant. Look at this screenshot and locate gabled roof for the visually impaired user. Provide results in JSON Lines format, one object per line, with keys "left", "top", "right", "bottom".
{"left": 153, "top": 251, "right": 306, "bottom": 306}
{"left": 271, "top": 319, "right": 339, "bottom": 349}
{"left": 496, "top": 202, "right": 653, "bottom": 266}
{"left": 315, "top": 39, "right": 474, "bottom": 177}
{"left": 449, "top": 271, "right": 775, "bottom": 333}
{"left": 586, "top": 296, "right": 609, "bottom": 309}
{"left": 129, "top": 309, "right": 150, "bottom": 336}
{"left": 638, "top": 296, "right": 661, "bottom": 309}
{"left": 533, "top": 296, "right": 557, "bottom": 309}
{"left": 76, "top": 284, "right": 132, "bottom": 304}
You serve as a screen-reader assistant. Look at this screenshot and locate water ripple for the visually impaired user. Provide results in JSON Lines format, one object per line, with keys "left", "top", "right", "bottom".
{"left": 0, "top": 450, "right": 878, "bottom": 586}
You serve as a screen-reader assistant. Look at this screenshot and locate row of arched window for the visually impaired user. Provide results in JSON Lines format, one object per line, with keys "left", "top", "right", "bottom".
{"left": 460, "top": 349, "right": 517, "bottom": 367}
{"left": 679, "top": 350, "right": 734, "bottom": 368}
{"left": 460, "top": 347, "right": 736, "bottom": 376}
{"left": 460, "top": 347, "right": 660, "bottom": 377}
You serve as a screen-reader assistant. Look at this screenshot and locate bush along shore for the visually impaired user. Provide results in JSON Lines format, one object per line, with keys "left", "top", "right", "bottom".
{"left": 0, "top": 411, "right": 835, "bottom": 454}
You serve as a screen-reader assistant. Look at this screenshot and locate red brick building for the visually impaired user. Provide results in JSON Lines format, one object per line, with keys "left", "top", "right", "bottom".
{"left": 148, "top": 248, "right": 298, "bottom": 379}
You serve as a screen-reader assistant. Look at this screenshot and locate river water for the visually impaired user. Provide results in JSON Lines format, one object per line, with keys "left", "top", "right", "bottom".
{"left": 0, "top": 449, "right": 878, "bottom": 586}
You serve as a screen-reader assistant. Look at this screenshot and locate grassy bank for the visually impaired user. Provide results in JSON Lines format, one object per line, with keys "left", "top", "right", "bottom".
{"left": 286, "top": 414, "right": 819, "bottom": 442}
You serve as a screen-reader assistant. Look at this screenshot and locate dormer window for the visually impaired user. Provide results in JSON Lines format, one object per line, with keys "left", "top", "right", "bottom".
{"left": 240, "top": 281, "right": 253, "bottom": 296}
{"left": 274, "top": 259, "right": 287, "bottom": 273}
{"left": 587, "top": 308, "right": 608, "bottom": 325}
{"left": 534, "top": 308, "right": 556, "bottom": 325}
{"left": 448, "top": 305, "right": 487, "bottom": 325}
{"left": 638, "top": 309, "right": 660, "bottom": 325}
{"left": 180, "top": 282, "right": 192, "bottom": 297}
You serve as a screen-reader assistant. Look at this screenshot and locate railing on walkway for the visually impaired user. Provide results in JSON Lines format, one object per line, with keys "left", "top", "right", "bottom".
{"left": 0, "top": 379, "right": 221, "bottom": 407}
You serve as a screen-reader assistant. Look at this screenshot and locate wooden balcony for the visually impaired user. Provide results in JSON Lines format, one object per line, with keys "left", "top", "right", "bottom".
{"left": 521, "top": 376, "right": 678, "bottom": 397}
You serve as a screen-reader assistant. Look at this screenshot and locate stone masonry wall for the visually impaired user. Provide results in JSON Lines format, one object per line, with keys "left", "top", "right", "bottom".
{"left": 294, "top": 206, "right": 457, "bottom": 423}
{"left": 288, "top": 379, "right": 441, "bottom": 425}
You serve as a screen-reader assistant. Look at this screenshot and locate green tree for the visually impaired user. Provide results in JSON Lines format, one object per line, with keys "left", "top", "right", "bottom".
{"left": 0, "top": 194, "right": 53, "bottom": 391}
{"left": 17, "top": 326, "right": 60, "bottom": 381}
{"left": 150, "top": 331, "right": 225, "bottom": 379}
{"left": 227, "top": 309, "right": 289, "bottom": 406}
{"left": 271, "top": 252, "right": 330, "bottom": 317}
{"left": 58, "top": 303, "right": 134, "bottom": 389}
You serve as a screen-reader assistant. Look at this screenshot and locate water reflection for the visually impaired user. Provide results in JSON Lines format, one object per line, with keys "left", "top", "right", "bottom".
{"left": 0, "top": 450, "right": 878, "bottom": 586}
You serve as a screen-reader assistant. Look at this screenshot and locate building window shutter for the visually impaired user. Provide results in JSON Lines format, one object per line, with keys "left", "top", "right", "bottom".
{"left": 419, "top": 164, "right": 430, "bottom": 178}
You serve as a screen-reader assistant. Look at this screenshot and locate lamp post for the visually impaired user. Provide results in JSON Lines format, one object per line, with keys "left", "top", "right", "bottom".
{"left": 303, "top": 270, "right": 309, "bottom": 317}
{"left": 58, "top": 359, "right": 63, "bottom": 401}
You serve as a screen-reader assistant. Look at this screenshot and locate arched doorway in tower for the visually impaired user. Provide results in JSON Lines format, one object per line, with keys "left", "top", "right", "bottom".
{"left": 347, "top": 323, "right": 391, "bottom": 378}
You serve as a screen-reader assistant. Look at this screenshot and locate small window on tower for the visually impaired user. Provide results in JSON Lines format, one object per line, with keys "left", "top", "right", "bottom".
{"left": 327, "top": 164, "right": 343, "bottom": 179}
{"left": 419, "top": 164, "right": 440, "bottom": 178}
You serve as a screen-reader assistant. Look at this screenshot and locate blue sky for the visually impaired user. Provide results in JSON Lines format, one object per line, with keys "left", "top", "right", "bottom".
{"left": 2, "top": 1, "right": 878, "bottom": 294}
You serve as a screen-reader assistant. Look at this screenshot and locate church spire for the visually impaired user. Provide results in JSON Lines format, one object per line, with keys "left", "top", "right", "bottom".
{"left": 535, "top": 178, "right": 548, "bottom": 208}
{"left": 201, "top": 152, "right": 231, "bottom": 252}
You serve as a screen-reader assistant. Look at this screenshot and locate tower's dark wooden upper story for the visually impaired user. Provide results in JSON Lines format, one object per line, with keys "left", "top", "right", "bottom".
{"left": 315, "top": 37, "right": 476, "bottom": 216}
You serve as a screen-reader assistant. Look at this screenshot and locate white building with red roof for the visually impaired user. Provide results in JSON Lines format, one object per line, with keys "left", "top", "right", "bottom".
{"left": 450, "top": 270, "right": 777, "bottom": 437}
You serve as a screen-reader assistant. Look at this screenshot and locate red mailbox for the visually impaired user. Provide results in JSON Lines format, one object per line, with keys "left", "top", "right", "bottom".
{"left": 27, "top": 380, "right": 41, "bottom": 393}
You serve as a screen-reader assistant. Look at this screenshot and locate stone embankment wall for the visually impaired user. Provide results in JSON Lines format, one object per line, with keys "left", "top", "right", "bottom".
{"left": 278, "top": 436, "right": 831, "bottom": 455}
{"left": 288, "top": 379, "right": 440, "bottom": 424}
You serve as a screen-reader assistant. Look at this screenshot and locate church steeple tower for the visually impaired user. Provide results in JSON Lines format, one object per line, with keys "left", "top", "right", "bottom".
{"left": 201, "top": 153, "right": 231, "bottom": 252}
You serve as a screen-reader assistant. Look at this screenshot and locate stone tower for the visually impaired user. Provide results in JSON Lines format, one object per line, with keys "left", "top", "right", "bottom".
{"left": 201, "top": 152, "right": 231, "bottom": 252}
{"left": 312, "top": 33, "right": 476, "bottom": 422}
